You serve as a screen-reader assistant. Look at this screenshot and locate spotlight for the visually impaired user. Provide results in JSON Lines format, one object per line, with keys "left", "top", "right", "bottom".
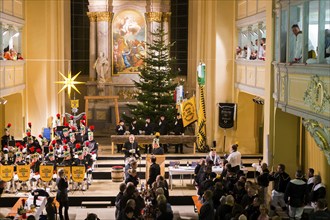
{"left": 253, "top": 97, "right": 264, "bottom": 105}
{"left": 0, "top": 97, "right": 7, "bottom": 104}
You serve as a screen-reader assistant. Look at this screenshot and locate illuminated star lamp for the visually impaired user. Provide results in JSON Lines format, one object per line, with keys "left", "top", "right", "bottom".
{"left": 55, "top": 71, "right": 85, "bottom": 98}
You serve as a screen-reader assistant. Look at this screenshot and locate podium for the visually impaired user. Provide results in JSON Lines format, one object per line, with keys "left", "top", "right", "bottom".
{"left": 145, "top": 155, "right": 166, "bottom": 182}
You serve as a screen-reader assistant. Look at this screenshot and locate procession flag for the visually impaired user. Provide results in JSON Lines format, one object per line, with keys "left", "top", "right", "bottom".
{"left": 71, "top": 166, "right": 86, "bottom": 183}
{"left": 40, "top": 165, "right": 54, "bottom": 182}
{"left": 180, "top": 96, "right": 198, "bottom": 127}
{"left": 17, "top": 164, "right": 30, "bottom": 182}
{"left": 0, "top": 165, "right": 14, "bottom": 182}
{"left": 197, "top": 62, "right": 207, "bottom": 152}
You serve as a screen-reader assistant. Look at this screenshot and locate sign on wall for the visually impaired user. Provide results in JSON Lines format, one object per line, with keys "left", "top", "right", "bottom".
{"left": 218, "top": 103, "right": 237, "bottom": 129}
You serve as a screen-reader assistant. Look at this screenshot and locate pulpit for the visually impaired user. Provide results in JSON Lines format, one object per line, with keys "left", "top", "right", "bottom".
{"left": 145, "top": 155, "right": 166, "bottom": 182}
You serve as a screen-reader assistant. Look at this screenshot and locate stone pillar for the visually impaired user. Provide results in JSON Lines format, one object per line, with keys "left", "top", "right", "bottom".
{"left": 87, "top": 12, "right": 97, "bottom": 81}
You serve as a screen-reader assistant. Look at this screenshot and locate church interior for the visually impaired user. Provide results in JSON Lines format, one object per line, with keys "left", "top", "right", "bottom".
{"left": 0, "top": 0, "right": 329, "bottom": 219}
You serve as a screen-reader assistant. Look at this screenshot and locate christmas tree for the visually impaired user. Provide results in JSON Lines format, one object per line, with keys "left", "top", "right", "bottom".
{"left": 123, "top": 26, "right": 178, "bottom": 126}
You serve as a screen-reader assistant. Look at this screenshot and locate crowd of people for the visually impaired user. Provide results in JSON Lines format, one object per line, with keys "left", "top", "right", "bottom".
{"left": 194, "top": 145, "right": 328, "bottom": 220}
{"left": 0, "top": 114, "right": 98, "bottom": 194}
{"left": 116, "top": 114, "right": 185, "bottom": 154}
{"left": 0, "top": 46, "right": 24, "bottom": 61}
{"left": 236, "top": 38, "right": 266, "bottom": 61}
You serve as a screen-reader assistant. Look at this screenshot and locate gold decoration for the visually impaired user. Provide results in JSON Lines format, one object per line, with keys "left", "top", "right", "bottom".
{"left": 55, "top": 71, "right": 85, "bottom": 98}
{"left": 162, "top": 12, "right": 171, "bottom": 22}
{"left": 96, "top": 12, "right": 113, "bottom": 22}
{"left": 145, "top": 12, "right": 168, "bottom": 23}
{"left": 303, "top": 75, "right": 330, "bottom": 113}
{"left": 87, "top": 12, "right": 97, "bottom": 22}
{"left": 71, "top": 100, "right": 79, "bottom": 109}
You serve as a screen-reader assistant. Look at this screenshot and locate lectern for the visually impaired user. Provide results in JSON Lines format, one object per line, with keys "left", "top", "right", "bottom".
{"left": 145, "top": 155, "right": 166, "bottom": 182}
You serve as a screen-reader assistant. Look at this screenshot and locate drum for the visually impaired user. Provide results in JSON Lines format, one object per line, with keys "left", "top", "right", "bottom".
{"left": 111, "top": 166, "right": 124, "bottom": 182}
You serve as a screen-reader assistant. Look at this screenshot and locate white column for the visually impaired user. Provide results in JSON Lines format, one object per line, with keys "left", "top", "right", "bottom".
{"left": 87, "top": 12, "right": 97, "bottom": 81}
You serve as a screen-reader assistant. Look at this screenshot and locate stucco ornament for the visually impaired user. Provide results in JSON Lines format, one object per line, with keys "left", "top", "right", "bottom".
{"left": 303, "top": 119, "right": 330, "bottom": 165}
{"left": 303, "top": 75, "right": 330, "bottom": 113}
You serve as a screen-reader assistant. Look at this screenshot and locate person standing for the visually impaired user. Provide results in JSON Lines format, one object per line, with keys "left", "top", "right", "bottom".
{"left": 173, "top": 113, "right": 185, "bottom": 154}
{"left": 284, "top": 170, "right": 307, "bottom": 220}
{"left": 269, "top": 164, "right": 291, "bottom": 212}
{"left": 144, "top": 117, "right": 154, "bottom": 153}
{"left": 199, "top": 190, "right": 214, "bottom": 220}
{"left": 56, "top": 169, "right": 69, "bottom": 220}
{"left": 147, "top": 156, "right": 161, "bottom": 188}
{"left": 116, "top": 120, "right": 126, "bottom": 153}
{"left": 158, "top": 115, "right": 169, "bottom": 153}
{"left": 129, "top": 118, "right": 139, "bottom": 135}
{"left": 226, "top": 144, "right": 241, "bottom": 173}
{"left": 1, "top": 123, "right": 14, "bottom": 150}
{"left": 257, "top": 163, "right": 270, "bottom": 205}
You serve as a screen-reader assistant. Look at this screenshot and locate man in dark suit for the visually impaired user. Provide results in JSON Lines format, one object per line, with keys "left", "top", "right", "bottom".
{"left": 173, "top": 113, "right": 185, "bottom": 153}
{"left": 158, "top": 115, "right": 169, "bottom": 153}
{"left": 115, "top": 120, "right": 126, "bottom": 153}
{"left": 1, "top": 123, "right": 15, "bottom": 150}
{"left": 144, "top": 117, "right": 154, "bottom": 153}
{"left": 147, "top": 156, "right": 160, "bottom": 188}
{"left": 199, "top": 190, "right": 214, "bottom": 220}
{"left": 123, "top": 134, "right": 140, "bottom": 161}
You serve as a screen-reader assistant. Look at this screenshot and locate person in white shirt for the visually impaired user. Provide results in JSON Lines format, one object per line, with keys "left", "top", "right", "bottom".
{"left": 227, "top": 144, "right": 241, "bottom": 173}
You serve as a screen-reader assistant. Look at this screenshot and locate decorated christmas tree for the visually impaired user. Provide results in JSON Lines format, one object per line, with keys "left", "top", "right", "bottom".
{"left": 123, "top": 26, "right": 178, "bottom": 126}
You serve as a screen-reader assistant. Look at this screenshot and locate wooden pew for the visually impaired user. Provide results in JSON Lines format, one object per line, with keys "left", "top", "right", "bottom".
{"left": 110, "top": 135, "right": 197, "bottom": 155}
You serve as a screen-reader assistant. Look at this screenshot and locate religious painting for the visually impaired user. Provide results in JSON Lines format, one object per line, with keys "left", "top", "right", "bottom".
{"left": 112, "top": 10, "right": 146, "bottom": 75}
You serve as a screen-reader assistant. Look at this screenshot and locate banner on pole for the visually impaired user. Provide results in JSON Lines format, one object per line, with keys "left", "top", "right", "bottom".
{"left": 17, "top": 165, "right": 30, "bottom": 182}
{"left": 218, "top": 103, "right": 237, "bottom": 129}
{"left": 0, "top": 165, "right": 14, "bottom": 182}
{"left": 40, "top": 165, "right": 54, "bottom": 182}
{"left": 180, "top": 96, "right": 198, "bottom": 127}
{"left": 71, "top": 166, "right": 86, "bottom": 183}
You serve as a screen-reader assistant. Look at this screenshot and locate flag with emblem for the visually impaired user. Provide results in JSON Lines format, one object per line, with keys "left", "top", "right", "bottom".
{"left": 197, "top": 62, "right": 207, "bottom": 152}
{"left": 180, "top": 96, "right": 198, "bottom": 127}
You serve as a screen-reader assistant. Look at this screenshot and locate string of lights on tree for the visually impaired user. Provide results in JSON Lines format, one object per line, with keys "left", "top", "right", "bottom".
{"left": 122, "top": 26, "right": 178, "bottom": 125}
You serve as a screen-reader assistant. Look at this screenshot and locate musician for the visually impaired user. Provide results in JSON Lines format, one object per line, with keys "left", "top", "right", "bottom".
{"left": 23, "top": 123, "right": 37, "bottom": 144}
{"left": 77, "top": 125, "right": 88, "bottom": 143}
{"left": 83, "top": 146, "right": 94, "bottom": 185}
{"left": 123, "top": 134, "right": 140, "bottom": 161}
{"left": 60, "top": 151, "right": 72, "bottom": 166}
{"left": 39, "top": 135, "right": 50, "bottom": 155}
{"left": 61, "top": 128, "right": 70, "bottom": 144}
{"left": 129, "top": 118, "right": 139, "bottom": 135}
{"left": 85, "top": 131, "right": 98, "bottom": 161}
{"left": 72, "top": 151, "right": 88, "bottom": 191}
{"left": 1, "top": 123, "right": 14, "bottom": 150}
{"left": 44, "top": 151, "right": 59, "bottom": 192}
{"left": 14, "top": 151, "right": 31, "bottom": 192}
{"left": 27, "top": 137, "right": 42, "bottom": 155}
{"left": 30, "top": 152, "right": 42, "bottom": 191}
{"left": 152, "top": 137, "right": 164, "bottom": 155}
{"left": 68, "top": 132, "right": 80, "bottom": 156}
{"left": 2, "top": 147, "right": 15, "bottom": 193}
{"left": 116, "top": 120, "right": 126, "bottom": 153}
